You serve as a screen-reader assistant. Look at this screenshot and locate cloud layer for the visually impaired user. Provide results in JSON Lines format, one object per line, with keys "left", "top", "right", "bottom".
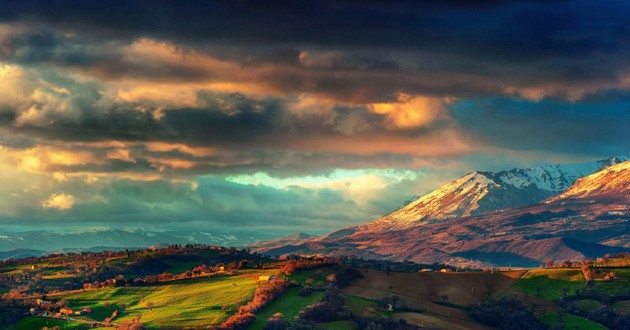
{"left": 0, "top": 1, "right": 628, "bottom": 236}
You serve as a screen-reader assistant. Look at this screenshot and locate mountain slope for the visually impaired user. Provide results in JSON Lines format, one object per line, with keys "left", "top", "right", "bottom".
{"left": 550, "top": 159, "right": 630, "bottom": 200}
{"left": 246, "top": 232, "right": 315, "bottom": 250}
{"left": 362, "top": 156, "right": 627, "bottom": 232}
{"left": 256, "top": 159, "right": 630, "bottom": 266}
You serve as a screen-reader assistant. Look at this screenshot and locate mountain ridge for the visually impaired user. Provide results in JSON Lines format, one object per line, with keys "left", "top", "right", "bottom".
{"left": 254, "top": 158, "right": 630, "bottom": 266}
{"left": 359, "top": 156, "right": 627, "bottom": 232}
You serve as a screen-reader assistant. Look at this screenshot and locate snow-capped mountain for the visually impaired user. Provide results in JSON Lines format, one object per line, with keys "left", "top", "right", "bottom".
{"left": 361, "top": 156, "right": 627, "bottom": 231}
{"left": 550, "top": 159, "right": 630, "bottom": 201}
{"left": 255, "top": 158, "right": 630, "bottom": 267}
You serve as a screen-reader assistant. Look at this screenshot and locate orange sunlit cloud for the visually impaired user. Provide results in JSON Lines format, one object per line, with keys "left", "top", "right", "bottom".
{"left": 369, "top": 93, "right": 452, "bottom": 129}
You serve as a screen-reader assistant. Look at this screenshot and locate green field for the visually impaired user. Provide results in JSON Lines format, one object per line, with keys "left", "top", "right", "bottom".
{"left": 344, "top": 295, "right": 393, "bottom": 318}
{"left": 58, "top": 273, "right": 271, "bottom": 328}
{"left": 539, "top": 312, "right": 607, "bottom": 330}
{"left": 590, "top": 268, "right": 630, "bottom": 295}
{"left": 162, "top": 259, "right": 202, "bottom": 274}
{"left": 513, "top": 269, "right": 585, "bottom": 299}
{"left": 13, "top": 316, "right": 88, "bottom": 330}
{"left": 289, "top": 267, "right": 335, "bottom": 287}
{"left": 572, "top": 299, "right": 602, "bottom": 313}
{"left": 612, "top": 300, "right": 630, "bottom": 314}
{"left": 248, "top": 287, "right": 324, "bottom": 330}
{"left": 315, "top": 320, "right": 358, "bottom": 330}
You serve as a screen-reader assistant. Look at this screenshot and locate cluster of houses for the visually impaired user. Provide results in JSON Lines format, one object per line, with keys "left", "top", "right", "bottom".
{"left": 419, "top": 268, "right": 452, "bottom": 273}
{"left": 31, "top": 298, "right": 92, "bottom": 318}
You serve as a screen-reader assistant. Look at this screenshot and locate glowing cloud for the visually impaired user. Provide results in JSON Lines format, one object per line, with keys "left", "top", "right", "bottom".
{"left": 370, "top": 93, "right": 451, "bottom": 129}
{"left": 42, "top": 193, "right": 75, "bottom": 210}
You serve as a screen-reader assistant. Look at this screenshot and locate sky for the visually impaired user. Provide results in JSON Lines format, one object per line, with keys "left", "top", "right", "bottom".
{"left": 0, "top": 0, "right": 629, "bottom": 237}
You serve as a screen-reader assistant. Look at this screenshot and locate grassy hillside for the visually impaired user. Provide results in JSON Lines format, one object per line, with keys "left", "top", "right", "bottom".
{"left": 314, "top": 320, "right": 358, "bottom": 329}
{"left": 513, "top": 268, "right": 585, "bottom": 299}
{"left": 341, "top": 269, "right": 522, "bottom": 330}
{"left": 538, "top": 312, "right": 607, "bottom": 330}
{"left": 248, "top": 287, "right": 324, "bottom": 330}
{"left": 56, "top": 272, "right": 274, "bottom": 328}
{"left": 13, "top": 317, "right": 88, "bottom": 330}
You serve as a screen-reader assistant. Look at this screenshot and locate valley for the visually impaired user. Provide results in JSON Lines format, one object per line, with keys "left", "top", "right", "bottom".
{"left": 3, "top": 246, "right": 630, "bottom": 329}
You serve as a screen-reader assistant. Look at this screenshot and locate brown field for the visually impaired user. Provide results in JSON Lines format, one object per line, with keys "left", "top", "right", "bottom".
{"left": 395, "top": 312, "right": 492, "bottom": 330}
{"left": 343, "top": 269, "right": 527, "bottom": 329}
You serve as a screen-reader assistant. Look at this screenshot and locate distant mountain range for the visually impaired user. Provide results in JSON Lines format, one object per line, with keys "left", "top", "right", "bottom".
{"left": 253, "top": 157, "right": 630, "bottom": 267}
{"left": 0, "top": 229, "right": 273, "bottom": 259}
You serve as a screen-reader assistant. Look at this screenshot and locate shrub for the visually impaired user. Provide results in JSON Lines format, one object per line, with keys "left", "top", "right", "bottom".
{"left": 298, "top": 287, "right": 314, "bottom": 296}
{"left": 470, "top": 296, "right": 548, "bottom": 330}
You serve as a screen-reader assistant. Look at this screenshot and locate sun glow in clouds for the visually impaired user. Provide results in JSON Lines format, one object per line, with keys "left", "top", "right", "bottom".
{"left": 42, "top": 193, "right": 75, "bottom": 210}
{"left": 370, "top": 93, "right": 452, "bottom": 129}
{"left": 226, "top": 169, "right": 424, "bottom": 205}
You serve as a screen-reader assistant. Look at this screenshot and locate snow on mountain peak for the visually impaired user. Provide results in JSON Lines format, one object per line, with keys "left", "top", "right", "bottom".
{"left": 597, "top": 156, "right": 629, "bottom": 170}
{"left": 550, "top": 159, "right": 630, "bottom": 200}
{"left": 360, "top": 157, "right": 628, "bottom": 232}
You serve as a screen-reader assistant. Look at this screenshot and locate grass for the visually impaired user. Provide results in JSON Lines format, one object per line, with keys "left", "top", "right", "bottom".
{"left": 163, "top": 259, "right": 202, "bottom": 274}
{"left": 539, "top": 312, "right": 607, "bottom": 330}
{"left": 248, "top": 287, "right": 324, "bottom": 330}
{"left": 42, "top": 273, "right": 79, "bottom": 280}
{"left": 344, "top": 295, "right": 393, "bottom": 317}
{"left": 590, "top": 268, "right": 630, "bottom": 295}
{"left": 612, "top": 300, "right": 630, "bottom": 315}
{"left": 59, "top": 273, "right": 273, "bottom": 328}
{"left": 289, "top": 267, "right": 335, "bottom": 287}
{"left": 513, "top": 269, "right": 585, "bottom": 300}
{"left": 40, "top": 266, "right": 66, "bottom": 276}
{"left": 12, "top": 316, "right": 89, "bottom": 330}
{"left": 572, "top": 299, "right": 602, "bottom": 313}
{"left": 315, "top": 320, "right": 358, "bottom": 330}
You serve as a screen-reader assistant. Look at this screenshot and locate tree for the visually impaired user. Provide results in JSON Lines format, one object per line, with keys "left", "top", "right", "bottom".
{"left": 391, "top": 295, "right": 400, "bottom": 309}
{"left": 264, "top": 313, "right": 290, "bottom": 330}
{"left": 545, "top": 259, "right": 555, "bottom": 269}
{"left": 281, "top": 262, "right": 296, "bottom": 276}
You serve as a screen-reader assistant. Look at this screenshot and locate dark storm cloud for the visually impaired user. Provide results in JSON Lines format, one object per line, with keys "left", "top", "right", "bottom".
{"left": 2, "top": 0, "right": 590, "bottom": 55}
{"left": 0, "top": 0, "right": 627, "bottom": 101}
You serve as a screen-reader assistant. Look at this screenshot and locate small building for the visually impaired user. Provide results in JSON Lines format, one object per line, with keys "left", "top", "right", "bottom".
{"left": 219, "top": 266, "right": 225, "bottom": 272}
{"left": 419, "top": 268, "right": 433, "bottom": 272}
{"left": 59, "top": 308, "right": 73, "bottom": 316}
{"left": 258, "top": 275, "right": 276, "bottom": 282}
{"left": 440, "top": 268, "right": 451, "bottom": 273}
